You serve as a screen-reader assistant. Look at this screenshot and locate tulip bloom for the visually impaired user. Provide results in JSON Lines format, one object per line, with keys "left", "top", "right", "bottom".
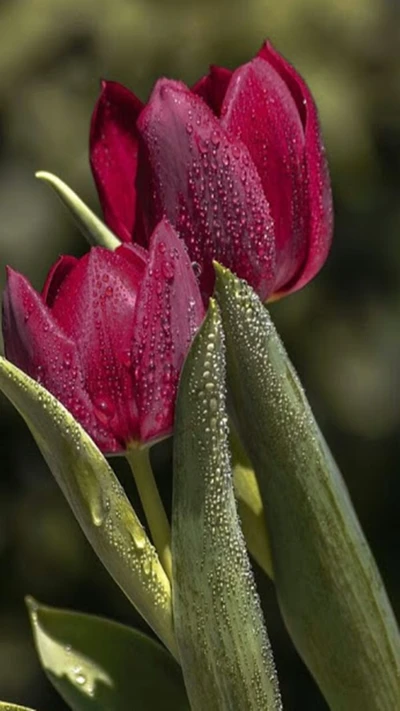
{"left": 90, "top": 41, "right": 333, "bottom": 302}
{"left": 2, "top": 219, "right": 204, "bottom": 453}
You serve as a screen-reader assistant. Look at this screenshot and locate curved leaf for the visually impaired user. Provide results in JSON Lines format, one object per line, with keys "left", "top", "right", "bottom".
{"left": 0, "top": 356, "right": 177, "bottom": 658}
{"left": 172, "top": 300, "right": 282, "bottom": 711}
{"left": 0, "top": 705, "right": 37, "bottom": 711}
{"left": 36, "top": 171, "right": 121, "bottom": 250}
{"left": 231, "top": 425, "right": 273, "bottom": 579}
{"left": 27, "top": 598, "right": 188, "bottom": 711}
{"left": 214, "top": 263, "right": 400, "bottom": 711}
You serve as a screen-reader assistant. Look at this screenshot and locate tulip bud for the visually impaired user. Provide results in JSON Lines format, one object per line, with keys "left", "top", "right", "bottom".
{"left": 90, "top": 41, "right": 333, "bottom": 302}
{"left": 2, "top": 219, "right": 204, "bottom": 453}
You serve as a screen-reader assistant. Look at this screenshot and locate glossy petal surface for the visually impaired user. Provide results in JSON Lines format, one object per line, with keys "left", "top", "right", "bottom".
{"left": 221, "top": 57, "right": 307, "bottom": 290}
{"left": 90, "top": 43, "right": 333, "bottom": 301}
{"left": 51, "top": 247, "right": 146, "bottom": 447}
{"left": 42, "top": 255, "right": 78, "bottom": 307}
{"left": 192, "top": 65, "right": 232, "bottom": 116}
{"left": 131, "top": 219, "right": 204, "bottom": 444}
{"left": 258, "top": 42, "right": 333, "bottom": 294}
{"left": 136, "top": 79, "right": 276, "bottom": 302}
{"left": 90, "top": 80, "right": 143, "bottom": 242}
{"left": 2, "top": 268, "right": 115, "bottom": 451}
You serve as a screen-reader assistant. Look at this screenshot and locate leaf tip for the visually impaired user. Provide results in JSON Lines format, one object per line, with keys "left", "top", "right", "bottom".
{"left": 35, "top": 170, "right": 54, "bottom": 182}
{"left": 25, "top": 595, "right": 40, "bottom": 619}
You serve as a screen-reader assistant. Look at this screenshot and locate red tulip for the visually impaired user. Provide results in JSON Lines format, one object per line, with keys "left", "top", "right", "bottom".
{"left": 2, "top": 219, "right": 204, "bottom": 453}
{"left": 90, "top": 41, "right": 333, "bottom": 302}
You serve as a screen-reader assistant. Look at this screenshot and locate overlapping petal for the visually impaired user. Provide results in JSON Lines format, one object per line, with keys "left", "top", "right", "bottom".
{"left": 220, "top": 56, "right": 307, "bottom": 291}
{"left": 41, "top": 255, "right": 78, "bottom": 307}
{"left": 90, "top": 80, "right": 143, "bottom": 242}
{"left": 192, "top": 65, "right": 232, "bottom": 116}
{"left": 50, "top": 247, "right": 146, "bottom": 447}
{"left": 2, "top": 268, "right": 116, "bottom": 451}
{"left": 131, "top": 219, "right": 204, "bottom": 443}
{"left": 136, "top": 79, "right": 276, "bottom": 302}
{"left": 258, "top": 41, "right": 333, "bottom": 294}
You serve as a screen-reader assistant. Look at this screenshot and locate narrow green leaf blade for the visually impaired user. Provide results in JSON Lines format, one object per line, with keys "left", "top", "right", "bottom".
{"left": 0, "top": 705, "right": 37, "bottom": 710}
{"left": 172, "top": 300, "right": 282, "bottom": 711}
{"left": 231, "top": 426, "right": 273, "bottom": 579}
{"left": 0, "top": 357, "right": 177, "bottom": 658}
{"left": 215, "top": 264, "right": 400, "bottom": 711}
{"left": 36, "top": 171, "right": 121, "bottom": 250}
{"left": 27, "top": 598, "right": 188, "bottom": 711}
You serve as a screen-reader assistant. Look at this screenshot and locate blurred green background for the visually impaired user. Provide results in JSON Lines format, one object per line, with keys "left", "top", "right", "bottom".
{"left": 0, "top": 0, "right": 399, "bottom": 708}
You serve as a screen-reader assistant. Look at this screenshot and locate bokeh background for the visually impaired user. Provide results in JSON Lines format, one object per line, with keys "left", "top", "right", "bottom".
{"left": 0, "top": 0, "right": 399, "bottom": 708}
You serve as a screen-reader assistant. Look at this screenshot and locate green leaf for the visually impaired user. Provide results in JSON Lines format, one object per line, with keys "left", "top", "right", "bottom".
{"left": 0, "top": 704, "right": 37, "bottom": 711}
{"left": 0, "top": 357, "right": 177, "bottom": 659}
{"left": 214, "top": 264, "right": 400, "bottom": 711}
{"left": 231, "top": 425, "right": 273, "bottom": 579}
{"left": 36, "top": 171, "right": 121, "bottom": 250}
{"left": 172, "top": 300, "right": 282, "bottom": 711}
{"left": 27, "top": 598, "right": 189, "bottom": 711}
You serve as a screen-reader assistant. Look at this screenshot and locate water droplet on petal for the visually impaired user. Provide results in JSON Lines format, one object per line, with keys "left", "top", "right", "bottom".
{"left": 93, "top": 395, "right": 115, "bottom": 425}
{"left": 162, "top": 260, "right": 175, "bottom": 281}
{"left": 192, "top": 261, "right": 202, "bottom": 278}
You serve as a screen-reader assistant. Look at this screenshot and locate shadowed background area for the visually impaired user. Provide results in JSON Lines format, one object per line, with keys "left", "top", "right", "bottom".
{"left": 0, "top": 0, "right": 399, "bottom": 708}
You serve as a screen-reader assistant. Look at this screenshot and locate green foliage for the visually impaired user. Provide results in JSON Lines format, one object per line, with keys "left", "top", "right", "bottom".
{"left": 36, "top": 172, "right": 121, "bottom": 250}
{"left": 0, "top": 356, "right": 177, "bottom": 659}
{"left": 214, "top": 264, "right": 400, "bottom": 710}
{"left": 0, "top": 705, "right": 38, "bottom": 711}
{"left": 231, "top": 426, "right": 273, "bottom": 579}
{"left": 27, "top": 598, "right": 188, "bottom": 711}
{"left": 172, "top": 300, "right": 282, "bottom": 710}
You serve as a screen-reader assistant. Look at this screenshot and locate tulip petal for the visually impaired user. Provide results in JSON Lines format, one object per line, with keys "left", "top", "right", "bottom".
{"left": 90, "top": 80, "right": 143, "bottom": 242}
{"left": 220, "top": 56, "right": 307, "bottom": 291}
{"left": 41, "top": 255, "right": 78, "bottom": 307}
{"left": 50, "top": 248, "right": 146, "bottom": 447}
{"left": 136, "top": 79, "right": 276, "bottom": 302}
{"left": 192, "top": 65, "right": 232, "bottom": 116}
{"left": 131, "top": 219, "right": 204, "bottom": 444}
{"left": 2, "top": 268, "right": 116, "bottom": 451}
{"left": 258, "top": 41, "right": 333, "bottom": 294}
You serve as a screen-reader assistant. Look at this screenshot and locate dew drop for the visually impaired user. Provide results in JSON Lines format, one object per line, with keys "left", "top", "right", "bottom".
{"left": 191, "top": 261, "right": 202, "bottom": 278}
{"left": 93, "top": 395, "right": 115, "bottom": 425}
{"left": 162, "top": 260, "right": 175, "bottom": 281}
{"left": 73, "top": 666, "right": 87, "bottom": 686}
{"left": 211, "top": 129, "right": 220, "bottom": 147}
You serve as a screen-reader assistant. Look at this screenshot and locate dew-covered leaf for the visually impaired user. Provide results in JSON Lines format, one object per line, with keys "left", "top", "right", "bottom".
{"left": 0, "top": 704, "right": 37, "bottom": 710}
{"left": 172, "top": 300, "right": 282, "bottom": 711}
{"left": 36, "top": 172, "right": 121, "bottom": 250}
{"left": 0, "top": 357, "right": 177, "bottom": 658}
{"left": 215, "top": 264, "right": 400, "bottom": 711}
{"left": 27, "top": 598, "right": 188, "bottom": 711}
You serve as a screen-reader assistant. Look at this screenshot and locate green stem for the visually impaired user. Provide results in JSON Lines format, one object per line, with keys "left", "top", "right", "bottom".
{"left": 126, "top": 447, "right": 172, "bottom": 582}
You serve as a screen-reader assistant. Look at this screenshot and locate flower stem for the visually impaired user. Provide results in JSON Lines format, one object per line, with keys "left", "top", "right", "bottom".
{"left": 126, "top": 446, "right": 172, "bottom": 582}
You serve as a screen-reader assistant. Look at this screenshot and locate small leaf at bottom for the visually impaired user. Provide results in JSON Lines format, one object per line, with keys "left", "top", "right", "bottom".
{"left": 27, "top": 598, "right": 188, "bottom": 711}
